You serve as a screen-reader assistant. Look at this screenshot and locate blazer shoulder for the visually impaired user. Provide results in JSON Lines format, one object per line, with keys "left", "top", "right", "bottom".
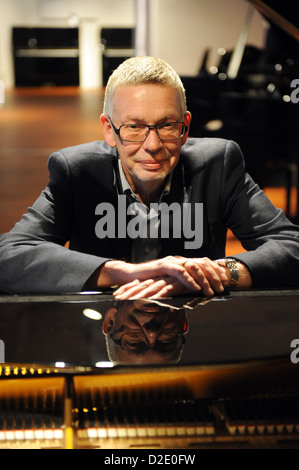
{"left": 182, "top": 137, "right": 236, "bottom": 161}
{"left": 48, "top": 140, "right": 117, "bottom": 176}
{"left": 52, "top": 140, "right": 116, "bottom": 163}
{"left": 181, "top": 137, "right": 244, "bottom": 173}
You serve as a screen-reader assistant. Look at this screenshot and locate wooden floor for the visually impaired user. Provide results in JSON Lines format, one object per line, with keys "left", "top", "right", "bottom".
{"left": 0, "top": 87, "right": 297, "bottom": 256}
{"left": 0, "top": 87, "right": 104, "bottom": 234}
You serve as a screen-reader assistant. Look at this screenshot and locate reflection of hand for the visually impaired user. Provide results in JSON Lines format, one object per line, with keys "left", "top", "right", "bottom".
{"left": 113, "top": 276, "right": 190, "bottom": 299}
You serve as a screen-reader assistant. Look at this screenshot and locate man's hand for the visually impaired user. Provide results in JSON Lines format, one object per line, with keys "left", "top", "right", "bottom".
{"left": 86, "top": 255, "right": 252, "bottom": 299}
{"left": 87, "top": 255, "right": 230, "bottom": 298}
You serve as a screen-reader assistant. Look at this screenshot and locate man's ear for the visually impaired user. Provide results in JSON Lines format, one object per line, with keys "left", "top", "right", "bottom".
{"left": 181, "top": 111, "right": 192, "bottom": 145}
{"left": 100, "top": 113, "right": 117, "bottom": 148}
{"left": 102, "top": 306, "right": 117, "bottom": 335}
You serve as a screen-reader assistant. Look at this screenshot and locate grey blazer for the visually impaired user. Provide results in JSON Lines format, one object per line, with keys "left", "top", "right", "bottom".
{"left": 0, "top": 138, "right": 298, "bottom": 294}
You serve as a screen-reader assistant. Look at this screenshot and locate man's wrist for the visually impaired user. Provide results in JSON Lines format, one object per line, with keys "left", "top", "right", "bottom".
{"left": 216, "top": 258, "right": 238, "bottom": 289}
{"left": 99, "top": 259, "right": 132, "bottom": 287}
{"left": 216, "top": 258, "right": 252, "bottom": 289}
{"left": 85, "top": 259, "right": 129, "bottom": 289}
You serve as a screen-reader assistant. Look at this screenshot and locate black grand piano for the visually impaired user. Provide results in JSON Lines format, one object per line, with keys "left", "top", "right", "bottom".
{"left": 0, "top": 290, "right": 299, "bottom": 449}
{"left": 181, "top": 0, "right": 299, "bottom": 222}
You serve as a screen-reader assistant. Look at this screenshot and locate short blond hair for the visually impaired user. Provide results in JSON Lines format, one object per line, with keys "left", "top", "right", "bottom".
{"left": 103, "top": 56, "right": 187, "bottom": 118}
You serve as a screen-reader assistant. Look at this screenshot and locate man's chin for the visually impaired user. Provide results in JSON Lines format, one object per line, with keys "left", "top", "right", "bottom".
{"left": 133, "top": 169, "right": 168, "bottom": 184}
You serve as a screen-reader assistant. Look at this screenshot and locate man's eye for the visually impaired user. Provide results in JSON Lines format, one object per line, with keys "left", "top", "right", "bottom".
{"left": 127, "top": 340, "right": 142, "bottom": 347}
{"left": 127, "top": 124, "right": 143, "bottom": 129}
{"left": 159, "top": 123, "right": 174, "bottom": 130}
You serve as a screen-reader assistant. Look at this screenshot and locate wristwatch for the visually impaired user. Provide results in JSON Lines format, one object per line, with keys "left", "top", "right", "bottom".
{"left": 217, "top": 258, "right": 239, "bottom": 288}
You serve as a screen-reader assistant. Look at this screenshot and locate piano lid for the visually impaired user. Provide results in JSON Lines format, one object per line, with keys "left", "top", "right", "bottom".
{"left": 247, "top": 0, "right": 299, "bottom": 41}
{"left": 0, "top": 290, "right": 299, "bottom": 371}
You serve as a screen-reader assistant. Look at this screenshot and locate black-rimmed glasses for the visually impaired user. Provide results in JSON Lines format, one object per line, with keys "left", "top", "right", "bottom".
{"left": 109, "top": 118, "right": 188, "bottom": 142}
{"left": 111, "top": 331, "right": 185, "bottom": 352}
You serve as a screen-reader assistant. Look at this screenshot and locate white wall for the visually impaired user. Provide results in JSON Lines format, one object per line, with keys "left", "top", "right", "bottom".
{"left": 0, "top": 0, "right": 268, "bottom": 89}
{"left": 148, "top": 0, "right": 267, "bottom": 76}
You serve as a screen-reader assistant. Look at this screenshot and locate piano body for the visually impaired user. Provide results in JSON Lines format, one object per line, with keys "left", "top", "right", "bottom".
{"left": 0, "top": 290, "right": 299, "bottom": 449}
{"left": 181, "top": 0, "right": 299, "bottom": 222}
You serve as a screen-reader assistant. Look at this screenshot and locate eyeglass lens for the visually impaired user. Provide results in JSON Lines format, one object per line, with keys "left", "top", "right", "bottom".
{"left": 119, "top": 122, "right": 184, "bottom": 141}
{"left": 121, "top": 332, "right": 182, "bottom": 351}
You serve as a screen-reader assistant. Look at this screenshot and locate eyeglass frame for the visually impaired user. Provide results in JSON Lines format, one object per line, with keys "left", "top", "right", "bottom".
{"left": 108, "top": 117, "right": 188, "bottom": 142}
{"left": 111, "top": 329, "right": 186, "bottom": 351}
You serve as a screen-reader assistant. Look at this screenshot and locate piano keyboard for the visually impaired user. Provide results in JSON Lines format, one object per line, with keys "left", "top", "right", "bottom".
{"left": 220, "top": 396, "right": 299, "bottom": 436}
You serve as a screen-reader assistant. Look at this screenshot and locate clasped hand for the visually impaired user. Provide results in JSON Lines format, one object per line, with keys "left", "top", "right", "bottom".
{"left": 113, "top": 256, "right": 229, "bottom": 299}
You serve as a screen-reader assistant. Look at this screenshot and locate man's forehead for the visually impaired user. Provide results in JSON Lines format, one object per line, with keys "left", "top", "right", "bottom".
{"left": 113, "top": 83, "right": 176, "bottom": 94}
{"left": 112, "top": 84, "right": 182, "bottom": 117}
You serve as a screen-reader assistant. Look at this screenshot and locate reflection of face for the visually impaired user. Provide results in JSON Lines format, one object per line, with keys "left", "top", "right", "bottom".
{"left": 103, "top": 300, "right": 188, "bottom": 364}
{"left": 101, "top": 84, "right": 190, "bottom": 201}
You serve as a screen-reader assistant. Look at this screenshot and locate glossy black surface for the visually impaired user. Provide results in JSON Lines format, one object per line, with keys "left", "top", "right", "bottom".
{"left": 0, "top": 290, "right": 298, "bottom": 370}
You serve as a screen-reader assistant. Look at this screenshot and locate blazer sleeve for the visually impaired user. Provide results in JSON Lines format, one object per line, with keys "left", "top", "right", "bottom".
{"left": 220, "top": 140, "right": 299, "bottom": 288}
{"left": 0, "top": 151, "right": 109, "bottom": 294}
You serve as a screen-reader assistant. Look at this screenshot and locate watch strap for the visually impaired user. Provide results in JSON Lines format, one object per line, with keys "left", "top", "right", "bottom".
{"left": 217, "top": 258, "right": 239, "bottom": 288}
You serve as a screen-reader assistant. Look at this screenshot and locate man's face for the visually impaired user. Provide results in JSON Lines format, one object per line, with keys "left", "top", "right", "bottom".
{"left": 103, "top": 300, "right": 188, "bottom": 364}
{"left": 101, "top": 84, "right": 190, "bottom": 196}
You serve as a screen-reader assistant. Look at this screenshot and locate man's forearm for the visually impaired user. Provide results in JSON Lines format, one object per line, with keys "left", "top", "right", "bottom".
{"left": 236, "top": 262, "right": 252, "bottom": 288}
{"left": 85, "top": 260, "right": 131, "bottom": 289}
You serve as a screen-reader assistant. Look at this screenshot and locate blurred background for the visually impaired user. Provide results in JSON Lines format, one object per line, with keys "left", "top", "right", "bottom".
{"left": 0, "top": 0, "right": 298, "bottom": 255}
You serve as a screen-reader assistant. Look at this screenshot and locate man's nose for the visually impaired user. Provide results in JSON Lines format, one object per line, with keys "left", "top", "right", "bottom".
{"left": 143, "top": 319, "right": 164, "bottom": 343}
{"left": 144, "top": 330, "right": 161, "bottom": 346}
{"left": 143, "top": 127, "right": 163, "bottom": 151}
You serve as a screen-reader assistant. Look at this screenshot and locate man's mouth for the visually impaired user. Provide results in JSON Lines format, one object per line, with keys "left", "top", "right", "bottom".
{"left": 137, "top": 160, "right": 165, "bottom": 170}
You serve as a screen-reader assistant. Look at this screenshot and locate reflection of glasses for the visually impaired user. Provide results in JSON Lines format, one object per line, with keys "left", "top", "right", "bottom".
{"left": 111, "top": 331, "right": 185, "bottom": 352}
{"left": 109, "top": 118, "right": 188, "bottom": 142}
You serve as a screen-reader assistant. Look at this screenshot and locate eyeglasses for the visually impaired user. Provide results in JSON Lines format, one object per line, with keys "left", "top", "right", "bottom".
{"left": 109, "top": 118, "right": 188, "bottom": 142}
{"left": 111, "top": 331, "right": 185, "bottom": 352}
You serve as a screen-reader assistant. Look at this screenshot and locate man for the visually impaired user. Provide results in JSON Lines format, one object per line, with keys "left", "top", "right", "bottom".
{"left": 0, "top": 56, "right": 298, "bottom": 298}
